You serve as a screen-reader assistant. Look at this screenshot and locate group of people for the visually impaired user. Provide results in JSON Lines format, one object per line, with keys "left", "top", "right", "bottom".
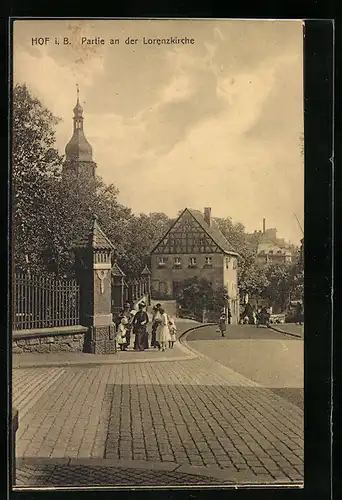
{"left": 240, "top": 304, "right": 270, "bottom": 326}
{"left": 115, "top": 301, "right": 177, "bottom": 352}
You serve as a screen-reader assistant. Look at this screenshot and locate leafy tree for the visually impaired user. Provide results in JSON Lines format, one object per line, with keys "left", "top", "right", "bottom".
{"left": 238, "top": 259, "right": 270, "bottom": 300}
{"left": 119, "top": 212, "right": 172, "bottom": 275}
{"left": 213, "top": 217, "right": 251, "bottom": 256}
{"left": 176, "top": 277, "right": 228, "bottom": 315}
{"left": 12, "top": 83, "right": 64, "bottom": 274}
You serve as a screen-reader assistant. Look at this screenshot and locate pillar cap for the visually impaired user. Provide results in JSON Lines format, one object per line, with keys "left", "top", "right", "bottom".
{"left": 111, "top": 262, "right": 126, "bottom": 277}
{"left": 141, "top": 265, "right": 151, "bottom": 276}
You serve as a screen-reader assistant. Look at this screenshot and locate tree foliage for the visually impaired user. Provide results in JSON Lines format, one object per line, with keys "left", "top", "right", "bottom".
{"left": 12, "top": 83, "right": 64, "bottom": 275}
{"left": 176, "top": 277, "right": 228, "bottom": 314}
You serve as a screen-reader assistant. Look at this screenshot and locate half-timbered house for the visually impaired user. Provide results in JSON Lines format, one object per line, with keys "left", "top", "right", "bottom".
{"left": 150, "top": 207, "right": 240, "bottom": 324}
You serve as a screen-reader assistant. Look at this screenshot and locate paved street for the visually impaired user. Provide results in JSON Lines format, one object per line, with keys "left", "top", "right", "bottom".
{"left": 13, "top": 323, "right": 303, "bottom": 488}
{"left": 186, "top": 324, "right": 304, "bottom": 409}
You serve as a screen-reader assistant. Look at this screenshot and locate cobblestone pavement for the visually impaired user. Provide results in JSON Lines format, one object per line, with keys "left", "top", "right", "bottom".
{"left": 16, "top": 461, "right": 226, "bottom": 487}
{"left": 13, "top": 327, "right": 303, "bottom": 487}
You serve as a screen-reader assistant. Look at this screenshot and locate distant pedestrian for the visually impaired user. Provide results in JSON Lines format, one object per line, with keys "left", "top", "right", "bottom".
{"left": 168, "top": 315, "right": 177, "bottom": 348}
{"left": 117, "top": 317, "right": 128, "bottom": 351}
{"left": 156, "top": 308, "right": 170, "bottom": 351}
{"left": 295, "top": 302, "right": 303, "bottom": 325}
{"left": 133, "top": 303, "right": 149, "bottom": 351}
{"left": 218, "top": 313, "right": 227, "bottom": 337}
{"left": 227, "top": 308, "right": 232, "bottom": 325}
{"left": 151, "top": 303, "right": 162, "bottom": 348}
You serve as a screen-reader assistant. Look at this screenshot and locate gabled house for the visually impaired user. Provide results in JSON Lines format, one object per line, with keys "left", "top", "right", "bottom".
{"left": 150, "top": 207, "right": 240, "bottom": 324}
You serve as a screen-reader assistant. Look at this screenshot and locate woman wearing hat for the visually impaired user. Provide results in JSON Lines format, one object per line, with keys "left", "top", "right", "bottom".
{"left": 132, "top": 302, "right": 149, "bottom": 351}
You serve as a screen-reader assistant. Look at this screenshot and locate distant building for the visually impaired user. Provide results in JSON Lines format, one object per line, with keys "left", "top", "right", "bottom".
{"left": 255, "top": 218, "right": 292, "bottom": 265}
{"left": 150, "top": 207, "right": 240, "bottom": 324}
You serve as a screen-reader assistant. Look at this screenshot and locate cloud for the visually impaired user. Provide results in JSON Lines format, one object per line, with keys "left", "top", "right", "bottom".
{"left": 12, "top": 19, "right": 304, "bottom": 244}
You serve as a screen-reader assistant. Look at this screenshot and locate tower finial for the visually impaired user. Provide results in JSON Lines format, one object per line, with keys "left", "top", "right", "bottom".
{"left": 76, "top": 84, "right": 79, "bottom": 102}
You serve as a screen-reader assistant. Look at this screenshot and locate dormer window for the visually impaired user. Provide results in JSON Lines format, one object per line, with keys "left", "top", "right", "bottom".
{"left": 158, "top": 257, "right": 166, "bottom": 267}
{"left": 188, "top": 257, "right": 197, "bottom": 268}
{"left": 205, "top": 256, "right": 212, "bottom": 267}
{"left": 173, "top": 257, "right": 181, "bottom": 267}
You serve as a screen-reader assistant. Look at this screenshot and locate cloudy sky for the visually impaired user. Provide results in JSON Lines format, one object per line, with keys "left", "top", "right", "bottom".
{"left": 13, "top": 19, "right": 304, "bottom": 244}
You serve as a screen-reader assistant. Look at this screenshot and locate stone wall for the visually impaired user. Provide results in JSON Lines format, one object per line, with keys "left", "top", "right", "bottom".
{"left": 13, "top": 327, "right": 88, "bottom": 354}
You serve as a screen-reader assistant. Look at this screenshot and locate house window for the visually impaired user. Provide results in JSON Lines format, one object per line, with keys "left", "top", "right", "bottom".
{"left": 188, "top": 257, "right": 197, "bottom": 268}
{"left": 158, "top": 257, "right": 166, "bottom": 267}
{"left": 225, "top": 257, "right": 230, "bottom": 269}
{"left": 233, "top": 258, "right": 237, "bottom": 270}
{"left": 205, "top": 256, "right": 212, "bottom": 267}
{"left": 173, "top": 257, "right": 181, "bottom": 267}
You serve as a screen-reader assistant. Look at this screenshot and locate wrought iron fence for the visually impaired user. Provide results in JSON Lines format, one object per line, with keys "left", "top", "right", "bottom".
{"left": 13, "top": 273, "right": 80, "bottom": 330}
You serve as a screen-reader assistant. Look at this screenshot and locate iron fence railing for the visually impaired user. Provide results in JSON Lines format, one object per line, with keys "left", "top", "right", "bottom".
{"left": 13, "top": 273, "right": 80, "bottom": 330}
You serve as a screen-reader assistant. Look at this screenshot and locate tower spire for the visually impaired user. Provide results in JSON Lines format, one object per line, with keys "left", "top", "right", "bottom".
{"left": 64, "top": 87, "right": 94, "bottom": 170}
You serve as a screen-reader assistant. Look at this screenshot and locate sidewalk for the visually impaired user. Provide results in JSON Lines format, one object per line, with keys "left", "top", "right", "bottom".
{"left": 12, "top": 320, "right": 202, "bottom": 369}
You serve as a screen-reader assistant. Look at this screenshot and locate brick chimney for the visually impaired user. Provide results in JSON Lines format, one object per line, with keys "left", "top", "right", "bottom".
{"left": 263, "top": 218, "right": 266, "bottom": 234}
{"left": 204, "top": 207, "right": 211, "bottom": 226}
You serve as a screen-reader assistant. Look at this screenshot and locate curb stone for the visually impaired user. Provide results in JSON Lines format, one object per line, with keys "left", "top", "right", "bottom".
{"left": 16, "top": 457, "right": 302, "bottom": 485}
{"left": 269, "top": 325, "right": 303, "bottom": 339}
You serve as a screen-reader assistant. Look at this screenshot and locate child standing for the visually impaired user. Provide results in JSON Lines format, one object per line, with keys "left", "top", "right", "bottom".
{"left": 117, "top": 317, "right": 128, "bottom": 351}
{"left": 168, "top": 315, "right": 177, "bottom": 349}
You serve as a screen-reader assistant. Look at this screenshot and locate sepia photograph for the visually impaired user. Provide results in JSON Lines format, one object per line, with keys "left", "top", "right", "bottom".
{"left": 11, "top": 18, "right": 304, "bottom": 489}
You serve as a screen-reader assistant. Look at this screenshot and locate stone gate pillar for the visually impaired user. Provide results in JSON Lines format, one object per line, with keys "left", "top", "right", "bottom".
{"left": 74, "top": 215, "right": 116, "bottom": 354}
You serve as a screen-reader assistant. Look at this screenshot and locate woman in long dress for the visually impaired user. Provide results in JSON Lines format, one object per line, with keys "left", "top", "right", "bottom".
{"left": 132, "top": 303, "right": 149, "bottom": 351}
{"left": 156, "top": 308, "right": 170, "bottom": 352}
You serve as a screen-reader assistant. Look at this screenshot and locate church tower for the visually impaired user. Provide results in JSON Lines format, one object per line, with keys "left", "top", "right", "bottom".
{"left": 63, "top": 86, "right": 97, "bottom": 179}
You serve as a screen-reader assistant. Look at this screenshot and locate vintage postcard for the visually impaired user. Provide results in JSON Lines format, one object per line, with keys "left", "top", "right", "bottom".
{"left": 11, "top": 18, "right": 304, "bottom": 489}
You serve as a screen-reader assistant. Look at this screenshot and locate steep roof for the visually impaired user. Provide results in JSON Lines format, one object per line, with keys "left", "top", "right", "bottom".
{"left": 187, "top": 209, "right": 238, "bottom": 255}
{"left": 111, "top": 262, "right": 126, "bottom": 277}
{"left": 73, "top": 215, "right": 115, "bottom": 250}
{"left": 150, "top": 208, "right": 239, "bottom": 256}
